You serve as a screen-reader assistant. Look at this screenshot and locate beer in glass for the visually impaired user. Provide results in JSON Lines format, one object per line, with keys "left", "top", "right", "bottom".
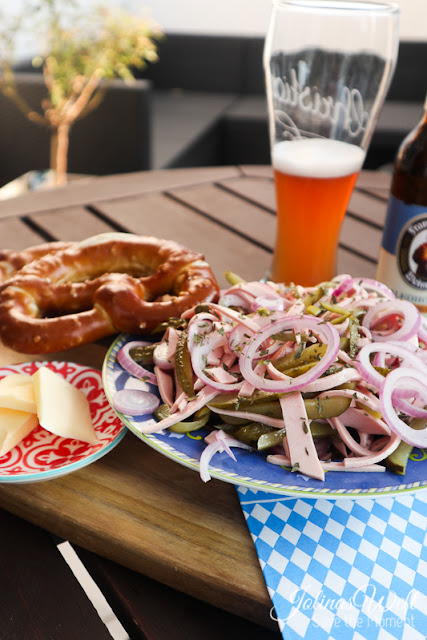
{"left": 264, "top": 0, "right": 399, "bottom": 286}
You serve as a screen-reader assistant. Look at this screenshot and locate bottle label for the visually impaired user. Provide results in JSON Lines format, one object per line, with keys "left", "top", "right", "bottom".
{"left": 376, "top": 194, "right": 427, "bottom": 311}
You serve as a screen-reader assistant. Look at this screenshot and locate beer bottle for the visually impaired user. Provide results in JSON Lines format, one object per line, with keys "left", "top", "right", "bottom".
{"left": 376, "top": 94, "right": 427, "bottom": 311}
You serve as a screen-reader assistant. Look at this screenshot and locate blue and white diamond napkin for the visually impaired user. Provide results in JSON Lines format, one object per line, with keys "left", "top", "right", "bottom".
{"left": 237, "top": 488, "right": 427, "bottom": 640}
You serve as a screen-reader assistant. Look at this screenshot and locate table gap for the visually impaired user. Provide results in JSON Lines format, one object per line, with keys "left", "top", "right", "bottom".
{"left": 164, "top": 190, "right": 273, "bottom": 253}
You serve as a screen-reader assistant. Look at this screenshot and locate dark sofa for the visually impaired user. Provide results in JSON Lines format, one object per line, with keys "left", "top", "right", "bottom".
{"left": 142, "top": 36, "right": 426, "bottom": 171}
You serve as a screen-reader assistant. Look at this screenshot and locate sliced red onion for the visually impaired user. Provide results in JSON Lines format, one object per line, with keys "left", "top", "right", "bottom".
{"left": 350, "top": 277, "right": 395, "bottom": 299}
{"left": 113, "top": 389, "right": 160, "bottom": 416}
{"left": 331, "top": 275, "right": 352, "bottom": 299}
{"left": 117, "top": 341, "right": 157, "bottom": 385}
{"left": 206, "top": 302, "right": 260, "bottom": 332}
{"left": 356, "top": 341, "right": 427, "bottom": 389}
{"left": 392, "top": 396, "right": 427, "bottom": 419}
{"left": 218, "top": 292, "right": 251, "bottom": 308}
{"left": 418, "top": 315, "right": 427, "bottom": 347}
{"left": 239, "top": 316, "right": 340, "bottom": 393}
{"left": 380, "top": 367, "right": 427, "bottom": 448}
{"left": 199, "top": 430, "right": 251, "bottom": 482}
{"left": 362, "top": 299, "right": 420, "bottom": 342}
{"left": 303, "top": 368, "right": 362, "bottom": 393}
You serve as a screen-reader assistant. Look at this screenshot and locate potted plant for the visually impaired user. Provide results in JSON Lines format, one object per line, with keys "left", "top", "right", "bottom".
{"left": 0, "top": 0, "right": 162, "bottom": 186}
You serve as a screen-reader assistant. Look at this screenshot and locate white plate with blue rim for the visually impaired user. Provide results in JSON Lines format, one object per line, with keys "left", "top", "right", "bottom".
{"left": 103, "top": 333, "right": 427, "bottom": 499}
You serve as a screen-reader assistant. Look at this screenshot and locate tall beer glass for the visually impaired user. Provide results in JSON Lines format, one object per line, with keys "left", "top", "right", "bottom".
{"left": 264, "top": 0, "right": 399, "bottom": 286}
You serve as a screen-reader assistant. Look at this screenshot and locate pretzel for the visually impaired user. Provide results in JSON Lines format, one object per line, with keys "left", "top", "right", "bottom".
{"left": 0, "top": 233, "right": 219, "bottom": 354}
{"left": 0, "top": 241, "right": 73, "bottom": 285}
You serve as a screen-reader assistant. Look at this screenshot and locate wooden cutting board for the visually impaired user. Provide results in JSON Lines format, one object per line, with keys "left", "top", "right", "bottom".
{"left": 0, "top": 341, "right": 274, "bottom": 629}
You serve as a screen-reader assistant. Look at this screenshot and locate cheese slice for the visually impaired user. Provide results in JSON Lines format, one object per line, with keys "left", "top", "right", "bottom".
{"left": 32, "top": 367, "right": 99, "bottom": 444}
{"left": 0, "top": 374, "right": 37, "bottom": 413}
{"left": 0, "top": 408, "right": 38, "bottom": 457}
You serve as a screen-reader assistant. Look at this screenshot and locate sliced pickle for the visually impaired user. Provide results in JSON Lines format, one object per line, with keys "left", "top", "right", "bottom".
{"left": 348, "top": 317, "right": 360, "bottom": 358}
{"left": 208, "top": 391, "right": 351, "bottom": 423}
{"left": 305, "top": 304, "right": 322, "bottom": 316}
{"left": 208, "top": 390, "right": 285, "bottom": 411}
{"left": 257, "top": 428, "right": 286, "bottom": 450}
{"left": 224, "top": 270, "right": 246, "bottom": 286}
{"left": 273, "top": 343, "right": 328, "bottom": 372}
{"left": 302, "top": 287, "right": 324, "bottom": 308}
{"left": 175, "top": 330, "right": 195, "bottom": 398}
{"left": 154, "top": 404, "right": 170, "bottom": 421}
{"left": 232, "top": 422, "right": 274, "bottom": 446}
{"left": 340, "top": 337, "right": 350, "bottom": 352}
{"left": 129, "top": 343, "right": 157, "bottom": 365}
{"left": 373, "top": 365, "right": 391, "bottom": 378}
{"left": 309, "top": 421, "right": 337, "bottom": 438}
{"left": 270, "top": 331, "right": 300, "bottom": 343}
{"left": 280, "top": 362, "right": 317, "bottom": 378}
{"left": 385, "top": 441, "right": 413, "bottom": 476}
{"left": 304, "top": 396, "right": 351, "bottom": 419}
{"left": 168, "top": 407, "right": 210, "bottom": 433}
{"left": 151, "top": 317, "right": 187, "bottom": 334}
{"left": 385, "top": 417, "right": 425, "bottom": 475}
{"left": 320, "top": 301, "right": 352, "bottom": 324}
{"left": 154, "top": 404, "right": 210, "bottom": 433}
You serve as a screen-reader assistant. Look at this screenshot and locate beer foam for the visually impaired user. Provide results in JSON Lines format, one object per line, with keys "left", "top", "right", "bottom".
{"left": 272, "top": 139, "right": 365, "bottom": 178}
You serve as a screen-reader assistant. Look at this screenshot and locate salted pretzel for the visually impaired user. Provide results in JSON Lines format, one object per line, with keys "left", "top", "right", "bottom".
{"left": 0, "top": 233, "right": 219, "bottom": 354}
{"left": 0, "top": 241, "right": 74, "bottom": 285}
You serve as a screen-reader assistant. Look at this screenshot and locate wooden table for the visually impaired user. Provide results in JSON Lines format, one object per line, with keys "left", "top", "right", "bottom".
{"left": 0, "top": 166, "right": 391, "bottom": 639}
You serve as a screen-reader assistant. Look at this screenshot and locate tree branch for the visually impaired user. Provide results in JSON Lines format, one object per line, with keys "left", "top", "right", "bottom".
{"left": 0, "top": 80, "right": 49, "bottom": 128}
{"left": 60, "top": 71, "right": 103, "bottom": 124}
{"left": 76, "top": 86, "right": 106, "bottom": 120}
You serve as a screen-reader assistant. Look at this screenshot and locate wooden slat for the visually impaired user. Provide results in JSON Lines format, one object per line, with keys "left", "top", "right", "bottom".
{"left": 355, "top": 170, "right": 391, "bottom": 191}
{"left": 28, "top": 206, "right": 114, "bottom": 241}
{"left": 360, "top": 187, "right": 390, "bottom": 200}
{"left": 348, "top": 190, "right": 388, "bottom": 228}
{"left": 168, "top": 182, "right": 276, "bottom": 249}
{"left": 0, "top": 218, "right": 46, "bottom": 250}
{"left": 337, "top": 247, "right": 377, "bottom": 279}
{"left": 94, "top": 192, "right": 272, "bottom": 287}
{"left": 0, "top": 167, "right": 242, "bottom": 218}
{"left": 340, "top": 216, "right": 383, "bottom": 262}
{"left": 220, "top": 175, "right": 276, "bottom": 212}
{"left": 239, "top": 165, "right": 274, "bottom": 179}
{"left": 0, "top": 510, "right": 112, "bottom": 640}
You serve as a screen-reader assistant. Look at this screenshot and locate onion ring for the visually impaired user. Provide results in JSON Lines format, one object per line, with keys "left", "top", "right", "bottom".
{"left": 239, "top": 316, "right": 340, "bottom": 393}
{"left": 380, "top": 367, "right": 427, "bottom": 448}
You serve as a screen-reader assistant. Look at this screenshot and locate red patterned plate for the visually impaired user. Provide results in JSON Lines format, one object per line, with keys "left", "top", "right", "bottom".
{"left": 0, "top": 361, "right": 126, "bottom": 483}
